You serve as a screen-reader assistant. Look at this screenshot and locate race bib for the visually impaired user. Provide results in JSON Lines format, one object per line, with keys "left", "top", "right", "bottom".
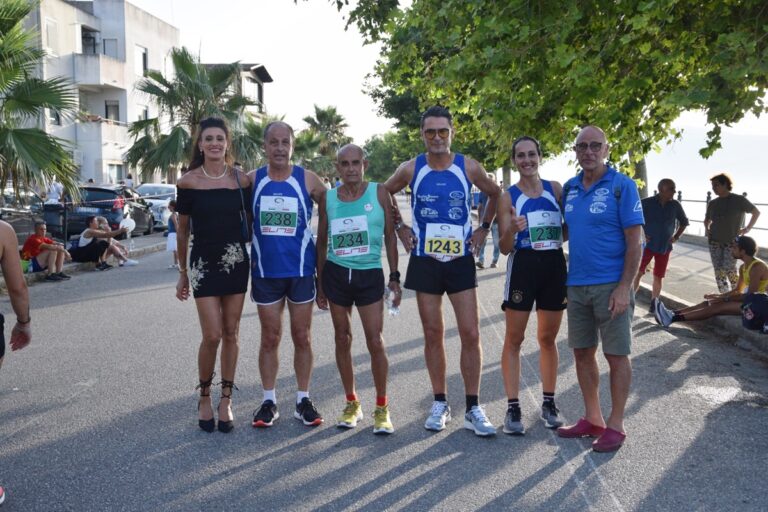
{"left": 527, "top": 210, "right": 562, "bottom": 250}
{"left": 330, "top": 215, "right": 370, "bottom": 257}
{"left": 424, "top": 223, "right": 464, "bottom": 261}
{"left": 260, "top": 195, "right": 298, "bottom": 236}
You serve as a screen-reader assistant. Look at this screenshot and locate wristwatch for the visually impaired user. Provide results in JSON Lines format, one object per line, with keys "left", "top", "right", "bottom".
{"left": 481, "top": 222, "right": 491, "bottom": 230}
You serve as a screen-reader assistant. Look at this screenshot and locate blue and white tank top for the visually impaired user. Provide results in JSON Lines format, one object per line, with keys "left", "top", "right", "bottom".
{"left": 251, "top": 165, "right": 316, "bottom": 278}
{"left": 509, "top": 180, "right": 563, "bottom": 251}
{"left": 410, "top": 153, "right": 472, "bottom": 261}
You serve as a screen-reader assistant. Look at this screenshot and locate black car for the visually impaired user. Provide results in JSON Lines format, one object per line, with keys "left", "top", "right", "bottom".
{"left": 0, "top": 185, "right": 49, "bottom": 247}
{"left": 62, "top": 185, "right": 154, "bottom": 239}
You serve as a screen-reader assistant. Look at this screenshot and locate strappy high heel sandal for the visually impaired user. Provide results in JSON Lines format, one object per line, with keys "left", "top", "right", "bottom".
{"left": 218, "top": 379, "right": 239, "bottom": 433}
{"left": 196, "top": 373, "right": 216, "bottom": 433}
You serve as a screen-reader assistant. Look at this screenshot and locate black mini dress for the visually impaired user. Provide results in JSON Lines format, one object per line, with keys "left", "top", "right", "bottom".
{"left": 176, "top": 187, "right": 251, "bottom": 298}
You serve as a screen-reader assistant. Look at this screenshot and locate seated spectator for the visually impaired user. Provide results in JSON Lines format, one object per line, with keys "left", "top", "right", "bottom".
{"left": 95, "top": 217, "right": 138, "bottom": 267}
{"left": 654, "top": 236, "right": 768, "bottom": 327}
{"left": 69, "top": 216, "right": 127, "bottom": 270}
{"left": 21, "top": 222, "right": 71, "bottom": 281}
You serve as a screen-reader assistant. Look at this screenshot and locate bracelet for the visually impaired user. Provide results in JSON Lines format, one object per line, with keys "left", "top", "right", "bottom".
{"left": 17, "top": 316, "right": 31, "bottom": 324}
{"left": 389, "top": 271, "right": 401, "bottom": 283}
{"left": 481, "top": 221, "right": 491, "bottom": 230}
{"left": 179, "top": 268, "right": 188, "bottom": 274}
{"left": 394, "top": 222, "right": 404, "bottom": 231}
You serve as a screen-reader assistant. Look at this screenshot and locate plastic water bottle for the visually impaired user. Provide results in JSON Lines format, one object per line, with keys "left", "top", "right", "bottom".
{"left": 386, "top": 290, "right": 400, "bottom": 317}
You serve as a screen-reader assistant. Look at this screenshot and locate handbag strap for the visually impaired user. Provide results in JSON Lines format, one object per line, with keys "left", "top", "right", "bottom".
{"left": 233, "top": 168, "right": 248, "bottom": 242}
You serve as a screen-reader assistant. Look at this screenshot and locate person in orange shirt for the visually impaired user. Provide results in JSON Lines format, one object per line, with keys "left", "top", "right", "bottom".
{"left": 21, "top": 222, "right": 71, "bottom": 281}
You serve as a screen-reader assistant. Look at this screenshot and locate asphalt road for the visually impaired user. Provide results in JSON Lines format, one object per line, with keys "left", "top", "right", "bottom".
{"left": 1, "top": 245, "right": 767, "bottom": 511}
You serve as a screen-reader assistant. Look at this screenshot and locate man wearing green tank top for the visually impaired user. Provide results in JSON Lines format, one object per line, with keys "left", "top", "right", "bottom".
{"left": 316, "top": 144, "right": 401, "bottom": 435}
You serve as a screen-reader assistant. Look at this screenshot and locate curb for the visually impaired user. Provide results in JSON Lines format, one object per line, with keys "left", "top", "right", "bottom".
{"left": 0, "top": 242, "right": 166, "bottom": 293}
{"left": 636, "top": 282, "right": 768, "bottom": 355}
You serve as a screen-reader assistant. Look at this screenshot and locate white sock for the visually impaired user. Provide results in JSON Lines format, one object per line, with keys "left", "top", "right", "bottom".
{"left": 296, "top": 390, "right": 309, "bottom": 404}
{"left": 263, "top": 389, "right": 276, "bottom": 403}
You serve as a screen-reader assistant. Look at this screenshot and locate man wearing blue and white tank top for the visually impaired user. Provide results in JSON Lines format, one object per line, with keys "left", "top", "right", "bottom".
{"left": 497, "top": 136, "right": 567, "bottom": 437}
{"left": 383, "top": 106, "right": 501, "bottom": 437}
{"left": 248, "top": 121, "right": 328, "bottom": 429}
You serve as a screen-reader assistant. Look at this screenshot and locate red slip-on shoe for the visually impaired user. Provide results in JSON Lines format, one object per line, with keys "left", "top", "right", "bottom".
{"left": 557, "top": 418, "right": 606, "bottom": 438}
{"left": 592, "top": 427, "right": 627, "bottom": 452}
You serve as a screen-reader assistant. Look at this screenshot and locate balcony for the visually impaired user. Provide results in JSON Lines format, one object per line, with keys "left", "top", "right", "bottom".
{"left": 74, "top": 53, "right": 125, "bottom": 89}
{"left": 76, "top": 118, "right": 129, "bottom": 162}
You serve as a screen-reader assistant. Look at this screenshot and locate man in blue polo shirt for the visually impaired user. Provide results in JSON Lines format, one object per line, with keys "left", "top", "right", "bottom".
{"left": 633, "top": 179, "right": 689, "bottom": 312}
{"left": 556, "top": 125, "right": 644, "bottom": 453}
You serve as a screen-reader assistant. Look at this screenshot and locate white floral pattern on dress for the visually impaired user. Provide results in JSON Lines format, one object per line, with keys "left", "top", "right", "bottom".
{"left": 189, "top": 257, "right": 207, "bottom": 292}
{"left": 219, "top": 243, "right": 245, "bottom": 274}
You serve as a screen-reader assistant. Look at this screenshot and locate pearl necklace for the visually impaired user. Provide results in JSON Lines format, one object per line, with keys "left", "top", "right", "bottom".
{"left": 201, "top": 164, "right": 228, "bottom": 180}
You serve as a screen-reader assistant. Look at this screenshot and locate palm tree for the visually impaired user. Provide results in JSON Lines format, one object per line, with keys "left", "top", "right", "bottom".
{"left": 127, "top": 47, "right": 262, "bottom": 180}
{"left": 302, "top": 105, "right": 352, "bottom": 159}
{"left": 0, "top": 0, "right": 79, "bottom": 194}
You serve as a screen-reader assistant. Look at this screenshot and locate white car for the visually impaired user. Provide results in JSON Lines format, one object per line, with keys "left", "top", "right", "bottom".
{"left": 135, "top": 183, "right": 176, "bottom": 230}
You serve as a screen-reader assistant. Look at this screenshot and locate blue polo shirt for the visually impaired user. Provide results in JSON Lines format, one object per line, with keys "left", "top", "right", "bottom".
{"left": 563, "top": 166, "right": 644, "bottom": 286}
{"left": 641, "top": 195, "right": 688, "bottom": 254}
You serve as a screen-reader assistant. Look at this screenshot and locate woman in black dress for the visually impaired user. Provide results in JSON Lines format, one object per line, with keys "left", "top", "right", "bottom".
{"left": 176, "top": 117, "right": 251, "bottom": 433}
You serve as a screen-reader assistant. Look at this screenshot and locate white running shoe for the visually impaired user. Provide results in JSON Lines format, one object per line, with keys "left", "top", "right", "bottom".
{"left": 424, "top": 401, "right": 451, "bottom": 431}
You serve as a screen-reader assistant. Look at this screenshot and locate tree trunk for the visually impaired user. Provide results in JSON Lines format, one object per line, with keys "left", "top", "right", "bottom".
{"left": 501, "top": 164, "right": 511, "bottom": 188}
{"left": 629, "top": 151, "right": 649, "bottom": 198}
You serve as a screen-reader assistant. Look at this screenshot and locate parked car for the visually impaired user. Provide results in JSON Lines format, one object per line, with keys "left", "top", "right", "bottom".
{"left": 135, "top": 183, "right": 176, "bottom": 230}
{"left": 63, "top": 185, "right": 153, "bottom": 238}
{"left": 0, "top": 185, "right": 50, "bottom": 247}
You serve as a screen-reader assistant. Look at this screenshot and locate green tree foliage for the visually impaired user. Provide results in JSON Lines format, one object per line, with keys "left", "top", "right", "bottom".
{"left": 363, "top": 130, "right": 421, "bottom": 182}
{"left": 127, "top": 47, "right": 262, "bottom": 180}
{"left": 0, "top": 0, "right": 79, "bottom": 195}
{"left": 335, "top": 0, "right": 768, "bottom": 174}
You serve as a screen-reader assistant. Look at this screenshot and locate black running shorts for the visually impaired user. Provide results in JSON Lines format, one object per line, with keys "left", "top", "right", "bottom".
{"left": 502, "top": 249, "right": 567, "bottom": 311}
{"left": 404, "top": 254, "right": 477, "bottom": 295}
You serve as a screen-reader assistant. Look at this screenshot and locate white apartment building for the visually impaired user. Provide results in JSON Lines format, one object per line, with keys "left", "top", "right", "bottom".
{"left": 25, "top": 0, "right": 179, "bottom": 184}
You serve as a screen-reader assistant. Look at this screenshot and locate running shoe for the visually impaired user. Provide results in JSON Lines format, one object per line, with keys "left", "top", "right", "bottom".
{"left": 464, "top": 405, "right": 496, "bottom": 436}
{"left": 656, "top": 300, "right": 674, "bottom": 328}
{"left": 373, "top": 405, "right": 394, "bottom": 435}
{"left": 252, "top": 400, "right": 279, "bottom": 428}
{"left": 337, "top": 400, "right": 363, "bottom": 429}
{"left": 96, "top": 262, "right": 113, "bottom": 271}
{"left": 424, "top": 401, "right": 451, "bottom": 431}
{"left": 540, "top": 401, "right": 563, "bottom": 429}
{"left": 648, "top": 297, "right": 657, "bottom": 314}
{"left": 0, "top": 485, "right": 5, "bottom": 505}
{"left": 490, "top": 262, "right": 498, "bottom": 268}
{"left": 475, "top": 261, "right": 485, "bottom": 269}
{"left": 44, "top": 273, "right": 62, "bottom": 282}
{"left": 55, "top": 272, "right": 72, "bottom": 280}
{"left": 294, "top": 397, "right": 323, "bottom": 426}
{"left": 502, "top": 406, "right": 525, "bottom": 435}
{"left": 121, "top": 259, "right": 139, "bottom": 267}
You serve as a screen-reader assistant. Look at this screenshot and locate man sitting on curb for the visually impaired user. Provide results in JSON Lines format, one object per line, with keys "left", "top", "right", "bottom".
{"left": 69, "top": 216, "right": 131, "bottom": 270}
{"left": 654, "top": 236, "right": 768, "bottom": 327}
{"left": 21, "top": 222, "right": 72, "bottom": 281}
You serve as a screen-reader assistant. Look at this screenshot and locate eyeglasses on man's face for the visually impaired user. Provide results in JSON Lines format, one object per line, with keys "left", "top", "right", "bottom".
{"left": 574, "top": 142, "right": 605, "bottom": 153}
{"left": 423, "top": 128, "right": 450, "bottom": 140}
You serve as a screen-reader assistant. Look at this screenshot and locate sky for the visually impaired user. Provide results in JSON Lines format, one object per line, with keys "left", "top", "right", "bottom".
{"left": 130, "top": 0, "right": 767, "bottom": 241}
{"left": 129, "top": 0, "right": 393, "bottom": 143}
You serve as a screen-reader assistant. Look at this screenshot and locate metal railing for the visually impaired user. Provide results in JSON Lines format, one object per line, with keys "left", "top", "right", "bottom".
{"left": 675, "top": 190, "right": 766, "bottom": 232}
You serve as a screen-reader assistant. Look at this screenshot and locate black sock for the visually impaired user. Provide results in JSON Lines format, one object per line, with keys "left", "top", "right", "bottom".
{"left": 466, "top": 395, "right": 479, "bottom": 413}
{"left": 507, "top": 398, "right": 520, "bottom": 410}
{"left": 543, "top": 392, "right": 555, "bottom": 404}
{"left": 434, "top": 393, "right": 447, "bottom": 403}
{"left": 672, "top": 313, "right": 684, "bottom": 322}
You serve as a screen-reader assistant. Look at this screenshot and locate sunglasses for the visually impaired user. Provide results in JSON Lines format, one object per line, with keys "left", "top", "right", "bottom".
{"left": 424, "top": 128, "right": 450, "bottom": 140}
{"left": 574, "top": 142, "right": 605, "bottom": 153}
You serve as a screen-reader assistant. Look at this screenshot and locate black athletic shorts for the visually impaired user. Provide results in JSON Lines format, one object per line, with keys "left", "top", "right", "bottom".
{"left": 502, "top": 248, "right": 567, "bottom": 312}
{"left": 322, "top": 260, "right": 385, "bottom": 307}
{"left": 404, "top": 254, "right": 477, "bottom": 295}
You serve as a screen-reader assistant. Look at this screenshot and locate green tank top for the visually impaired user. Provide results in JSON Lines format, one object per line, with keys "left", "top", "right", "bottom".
{"left": 325, "top": 182, "right": 384, "bottom": 270}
